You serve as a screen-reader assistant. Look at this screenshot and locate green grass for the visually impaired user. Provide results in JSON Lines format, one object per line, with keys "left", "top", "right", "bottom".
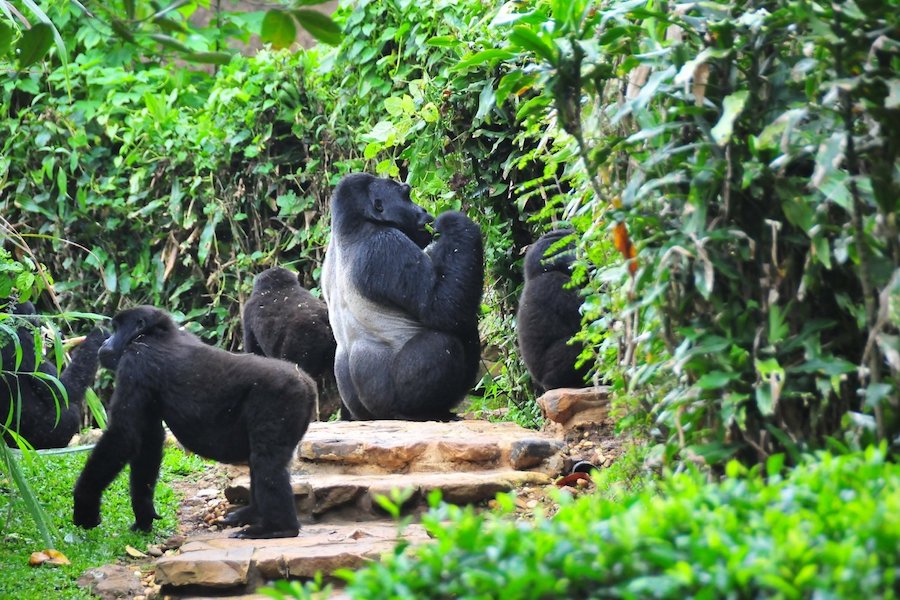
{"left": 0, "top": 444, "right": 209, "bottom": 599}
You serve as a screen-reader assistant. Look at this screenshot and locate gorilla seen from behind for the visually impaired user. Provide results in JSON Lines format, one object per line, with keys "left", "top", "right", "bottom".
{"left": 73, "top": 306, "right": 315, "bottom": 539}
{"left": 243, "top": 267, "right": 341, "bottom": 418}
{"left": 322, "top": 173, "right": 484, "bottom": 421}
{"left": 517, "top": 229, "right": 591, "bottom": 392}
{"left": 1, "top": 302, "right": 107, "bottom": 449}
{"left": 243, "top": 267, "right": 336, "bottom": 378}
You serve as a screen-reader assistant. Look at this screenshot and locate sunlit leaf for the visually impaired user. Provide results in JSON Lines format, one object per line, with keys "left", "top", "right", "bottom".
{"left": 509, "top": 25, "right": 556, "bottom": 64}
{"left": 711, "top": 90, "right": 749, "bottom": 146}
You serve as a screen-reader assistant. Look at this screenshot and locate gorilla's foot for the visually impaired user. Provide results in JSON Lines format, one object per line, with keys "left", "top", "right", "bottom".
{"left": 218, "top": 505, "right": 255, "bottom": 527}
{"left": 230, "top": 524, "right": 300, "bottom": 539}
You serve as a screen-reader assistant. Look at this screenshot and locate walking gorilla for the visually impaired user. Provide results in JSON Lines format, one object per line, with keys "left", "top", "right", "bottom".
{"left": 322, "top": 173, "right": 484, "bottom": 421}
{"left": 1, "top": 302, "right": 107, "bottom": 449}
{"left": 517, "top": 229, "right": 591, "bottom": 392}
{"left": 73, "top": 306, "right": 314, "bottom": 539}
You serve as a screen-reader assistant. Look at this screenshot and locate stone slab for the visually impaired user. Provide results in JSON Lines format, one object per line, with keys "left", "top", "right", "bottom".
{"left": 226, "top": 469, "right": 553, "bottom": 518}
{"left": 156, "top": 523, "right": 428, "bottom": 589}
{"left": 537, "top": 387, "right": 611, "bottom": 429}
{"left": 296, "top": 420, "right": 564, "bottom": 475}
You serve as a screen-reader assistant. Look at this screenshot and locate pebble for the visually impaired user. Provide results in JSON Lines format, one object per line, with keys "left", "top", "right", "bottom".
{"left": 525, "top": 499, "right": 539, "bottom": 509}
{"left": 147, "top": 545, "right": 163, "bottom": 557}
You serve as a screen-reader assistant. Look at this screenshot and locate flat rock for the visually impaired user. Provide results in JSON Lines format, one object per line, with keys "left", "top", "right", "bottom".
{"left": 77, "top": 564, "right": 145, "bottom": 599}
{"left": 297, "top": 420, "right": 564, "bottom": 475}
{"left": 225, "top": 469, "right": 553, "bottom": 519}
{"left": 156, "top": 522, "right": 429, "bottom": 589}
{"left": 537, "top": 387, "right": 611, "bottom": 429}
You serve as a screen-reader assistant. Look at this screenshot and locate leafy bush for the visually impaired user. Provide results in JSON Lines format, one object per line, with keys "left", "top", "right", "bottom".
{"left": 332, "top": 447, "right": 897, "bottom": 599}
{"left": 466, "top": 0, "right": 899, "bottom": 463}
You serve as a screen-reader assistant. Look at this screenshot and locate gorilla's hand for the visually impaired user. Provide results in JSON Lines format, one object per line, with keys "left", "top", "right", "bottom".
{"left": 73, "top": 493, "right": 101, "bottom": 529}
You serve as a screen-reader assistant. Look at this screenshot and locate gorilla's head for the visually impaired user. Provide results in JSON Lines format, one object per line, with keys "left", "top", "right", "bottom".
{"left": 332, "top": 173, "right": 434, "bottom": 248}
{"left": 99, "top": 306, "right": 175, "bottom": 371}
{"left": 524, "top": 229, "right": 577, "bottom": 279}
{"left": 252, "top": 267, "right": 300, "bottom": 294}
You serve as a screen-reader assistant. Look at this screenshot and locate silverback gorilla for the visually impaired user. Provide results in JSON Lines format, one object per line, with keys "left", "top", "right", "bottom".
{"left": 73, "top": 306, "right": 314, "bottom": 539}
{"left": 322, "top": 173, "right": 484, "bottom": 421}
{"left": 1, "top": 302, "right": 107, "bottom": 449}
{"left": 517, "top": 229, "right": 591, "bottom": 392}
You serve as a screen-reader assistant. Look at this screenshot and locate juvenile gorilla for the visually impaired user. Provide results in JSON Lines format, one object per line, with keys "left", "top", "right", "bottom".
{"left": 243, "top": 267, "right": 336, "bottom": 383}
{"left": 1, "top": 302, "right": 107, "bottom": 449}
{"left": 73, "top": 306, "right": 315, "bottom": 539}
{"left": 322, "top": 173, "right": 484, "bottom": 421}
{"left": 517, "top": 229, "right": 591, "bottom": 392}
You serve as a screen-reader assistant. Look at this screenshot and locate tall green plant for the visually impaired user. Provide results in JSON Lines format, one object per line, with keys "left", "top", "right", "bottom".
{"left": 468, "top": 0, "right": 898, "bottom": 465}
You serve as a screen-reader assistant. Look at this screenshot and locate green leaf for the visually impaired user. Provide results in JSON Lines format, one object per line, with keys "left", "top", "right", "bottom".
{"left": 0, "top": 21, "right": 13, "bottom": 57}
{"left": 292, "top": 9, "right": 342, "bottom": 46}
{"left": 475, "top": 81, "right": 496, "bottom": 121}
{"left": 426, "top": 35, "right": 459, "bottom": 47}
{"left": 711, "top": 90, "right": 749, "bottom": 146}
{"left": 453, "top": 49, "right": 515, "bottom": 72}
{"left": 695, "top": 371, "right": 738, "bottom": 390}
{"left": 184, "top": 51, "right": 233, "bottom": 65}
{"left": 123, "top": 0, "right": 135, "bottom": 20}
{"left": 508, "top": 25, "right": 557, "bottom": 64}
{"left": 17, "top": 23, "right": 53, "bottom": 69}
{"left": 261, "top": 10, "right": 297, "bottom": 49}
{"left": 149, "top": 33, "right": 190, "bottom": 53}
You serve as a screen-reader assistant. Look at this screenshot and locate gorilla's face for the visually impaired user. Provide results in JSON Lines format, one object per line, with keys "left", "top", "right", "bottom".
{"left": 366, "top": 177, "right": 434, "bottom": 248}
{"left": 99, "top": 306, "right": 172, "bottom": 371}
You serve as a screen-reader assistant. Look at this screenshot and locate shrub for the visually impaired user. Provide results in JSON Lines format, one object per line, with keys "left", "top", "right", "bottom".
{"left": 337, "top": 447, "right": 898, "bottom": 599}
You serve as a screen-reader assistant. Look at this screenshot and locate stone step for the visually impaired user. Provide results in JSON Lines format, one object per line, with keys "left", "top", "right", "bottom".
{"left": 156, "top": 522, "right": 429, "bottom": 591}
{"left": 225, "top": 468, "right": 553, "bottom": 520}
{"left": 296, "top": 420, "right": 565, "bottom": 475}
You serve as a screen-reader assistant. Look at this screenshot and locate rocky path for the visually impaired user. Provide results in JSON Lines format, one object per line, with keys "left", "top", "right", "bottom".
{"left": 151, "top": 419, "right": 569, "bottom": 597}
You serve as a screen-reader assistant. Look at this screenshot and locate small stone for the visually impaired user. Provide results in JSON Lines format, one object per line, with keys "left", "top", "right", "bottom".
{"left": 576, "top": 478, "right": 590, "bottom": 488}
{"left": 208, "top": 525, "right": 218, "bottom": 532}
{"left": 147, "top": 545, "right": 163, "bottom": 557}
{"left": 526, "top": 499, "right": 539, "bottom": 509}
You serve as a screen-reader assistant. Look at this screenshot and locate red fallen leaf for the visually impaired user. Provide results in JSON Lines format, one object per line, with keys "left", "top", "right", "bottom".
{"left": 555, "top": 472, "right": 593, "bottom": 487}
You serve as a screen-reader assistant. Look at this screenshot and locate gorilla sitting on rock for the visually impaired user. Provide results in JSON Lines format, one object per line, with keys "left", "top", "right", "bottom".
{"left": 1, "top": 302, "right": 107, "bottom": 449}
{"left": 322, "top": 173, "right": 484, "bottom": 421}
{"left": 517, "top": 229, "right": 591, "bottom": 393}
{"left": 73, "top": 306, "right": 315, "bottom": 539}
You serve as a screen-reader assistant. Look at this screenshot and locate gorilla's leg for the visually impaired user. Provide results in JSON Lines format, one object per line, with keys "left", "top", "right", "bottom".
{"left": 385, "top": 331, "right": 468, "bottom": 420}
{"left": 337, "top": 347, "right": 376, "bottom": 420}
{"left": 231, "top": 442, "right": 298, "bottom": 539}
{"left": 129, "top": 419, "right": 165, "bottom": 532}
{"left": 536, "top": 339, "right": 589, "bottom": 390}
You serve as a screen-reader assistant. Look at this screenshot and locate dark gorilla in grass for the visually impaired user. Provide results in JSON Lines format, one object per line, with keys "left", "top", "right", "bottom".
{"left": 517, "top": 229, "right": 591, "bottom": 393}
{"left": 322, "top": 173, "right": 484, "bottom": 421}
{"left": 1, "top": 302, "right": 107, "bottom": 449}
{"left": 242, "top": 267, "right": 339, "bottom": 418}
{"left": 73, "top": 306, "right": 315, "bottom": 539}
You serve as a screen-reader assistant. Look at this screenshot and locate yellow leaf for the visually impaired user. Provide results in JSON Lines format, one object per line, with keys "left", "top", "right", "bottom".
{"left": 125, "top": 545, "right": 147, "bottom": 558}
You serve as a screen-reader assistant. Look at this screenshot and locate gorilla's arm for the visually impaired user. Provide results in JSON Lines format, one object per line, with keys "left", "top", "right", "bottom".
{"left": 73, "top": 384, "right": 159, "bottom": 530}
{"left": 59, "top": 328, "right": 107, "bottom": 405}
{"left": 355, "top": 211, "right": 483, "bottom": 332}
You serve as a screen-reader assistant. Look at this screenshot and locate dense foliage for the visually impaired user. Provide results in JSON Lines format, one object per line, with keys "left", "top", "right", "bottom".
{"left": 2, "top": 0, "right": 898, "bottom": 463}
{"left": 262, "top": 447, "right": 898, "bottom": 599}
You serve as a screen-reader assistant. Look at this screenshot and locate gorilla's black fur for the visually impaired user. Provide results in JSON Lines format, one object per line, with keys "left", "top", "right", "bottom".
{"left": 243, "top": 267, "right": 341, "bottom": 419}
{"left": 1, "top": 302, "right": 106, "bottom": 449}
{"left": 73, "top": 306, "right": 314, "bottom": 539}
{"left": 242, "top": 267, "right": 336, "bottom": 383}
{"left": 322, "top": 173, "right": 484, "bottom": 421}
{"left": 517, "top": 229, "right": 590, "bottom": 392}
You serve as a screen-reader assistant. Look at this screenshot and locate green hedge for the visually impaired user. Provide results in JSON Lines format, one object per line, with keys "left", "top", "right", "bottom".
{"left": 330, "top": 447, "right": 897, "bottom": 599}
